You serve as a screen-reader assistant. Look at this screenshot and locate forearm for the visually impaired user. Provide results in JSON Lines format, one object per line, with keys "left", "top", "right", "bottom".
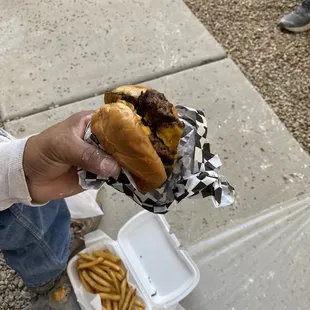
{"left": 0, "top": 131, "right": 33, "bottom": 211}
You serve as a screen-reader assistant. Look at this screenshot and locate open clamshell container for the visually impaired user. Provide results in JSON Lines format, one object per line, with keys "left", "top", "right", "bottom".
{"left": 67, "top": 211, "right": 200, "bottom": 309}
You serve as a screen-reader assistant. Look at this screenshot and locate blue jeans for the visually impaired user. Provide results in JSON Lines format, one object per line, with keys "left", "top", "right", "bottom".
{"left": 0, "top": 200, "right": 72, "bottom": 287}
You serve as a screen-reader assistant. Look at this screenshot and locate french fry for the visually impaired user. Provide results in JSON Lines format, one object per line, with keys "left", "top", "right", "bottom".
{"left": 112, "top": 301, "right": 118, "bottom": 310}
{"left": 76, "top": 248, "right": 145, "bottom": 310}
{"left": 114, "top": 271, "right": 124, "bottom": 282}
{"left": 106, "top": 300, "right": 112, "bottom": 310}
{"left": 98, "top": 265, "right": 110, "bottom": 273}
{"left": 108, "top": 270, "right": 120, "bottom": 294}
{"left": 78, "top": 257, "right": 103, "bottom": 270}
{"left": 128, "top": 289, "right": 136, "bottom": 310}
{"left": 93, "top": 250, "right": 121, "bottom": 264}
{"left": 79, "top": 271, "right": 93, "bottom": 293}
{"left": 134, "top": 299, "right": 145, "bottom": 309}
{"left": 102, "top": 260, "right": 121, "bottom": 272}
{"left": 79, "top": 253, "right": 96, "bottom": 261}
{"left": 99, "top": 265, "right": 123, "bottom": 281}
{"left": 122, "top": 288, "right": 134, "bottom": 310}
{"left": 90, "top": 266, "right": 113, "bottom": 283}
{"left": 119, "top": 277, "right": 127, "bottom": 309}
{"left": 119, "top": 267, "right": 126, "bottom": 279}
{"left": 82, "top": 270, "right": 111, "bottom": 293}
{"left": 88, "top": 270, "right": 113, "bottom": 288}
{"left": 78, "top": 259, "right": 88, "bottom": 265}
{"left": 99, "top": 293, "right": 121, "bottom": 301}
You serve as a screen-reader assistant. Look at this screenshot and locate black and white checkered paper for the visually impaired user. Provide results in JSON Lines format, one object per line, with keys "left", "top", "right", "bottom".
{"left": 78, "top": 105, "right": 234, "bottom": 214}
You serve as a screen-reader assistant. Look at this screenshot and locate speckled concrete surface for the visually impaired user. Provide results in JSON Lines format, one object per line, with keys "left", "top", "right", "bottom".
{"left": 0, "top": 0, "right": 224, "bottom": 121}
{"left": 185, "top": 0, "right": 310, "bottom": 154}
{"left": 6, "top": 59, "right": 310, "bottom": 246}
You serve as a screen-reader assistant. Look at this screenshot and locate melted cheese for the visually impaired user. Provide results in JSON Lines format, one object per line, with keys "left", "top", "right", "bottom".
{"left": 119, "top": 100, "right": 135, "bottom": 112}
{"left": 141, "top": 125, "right": 151, "bottom": 135}
{"left": 157, "top": 125, "right": 183, "bottom": 153}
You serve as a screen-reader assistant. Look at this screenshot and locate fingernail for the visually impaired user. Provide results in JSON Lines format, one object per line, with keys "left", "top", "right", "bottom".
{"left": 99, "top": 156, "right": 121, "bottom": 178}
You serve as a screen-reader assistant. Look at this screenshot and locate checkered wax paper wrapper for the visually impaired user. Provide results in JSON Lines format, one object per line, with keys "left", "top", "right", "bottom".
{"left": 78, "top": 105, "right": 234, "bottom": 214}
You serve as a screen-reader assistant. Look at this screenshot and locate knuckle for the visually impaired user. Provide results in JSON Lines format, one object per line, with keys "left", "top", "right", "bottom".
{"left": 65, "top": 113, "right": 83, "bottom": 128}
{"left": 73, "top": 111, "right": 85, "bottom": 119}
{"left": 71, "top": 111, "right": 92, "bottom": 122}
{"left": 67, "top": 111, "right": 92, "bottom": 134}
{"left": 66, "top": 113, "right": 82, "bottom": 126}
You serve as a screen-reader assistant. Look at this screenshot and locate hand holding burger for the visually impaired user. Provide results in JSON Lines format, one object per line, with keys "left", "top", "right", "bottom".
{"left": 24, "top": 112, "right": 121, "bottom": 203}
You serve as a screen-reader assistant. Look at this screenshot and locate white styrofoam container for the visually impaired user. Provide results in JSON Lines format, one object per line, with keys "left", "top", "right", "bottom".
{"left": 67, "top": 211, "right": 200, "bottom": 309}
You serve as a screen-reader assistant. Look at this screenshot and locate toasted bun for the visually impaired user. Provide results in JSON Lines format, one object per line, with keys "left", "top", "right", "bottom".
{"left": 104, "top": 85, "right": 149, "bottom": 105}
{"left": 91, "top": 102, "right": 167, "bottom": 192}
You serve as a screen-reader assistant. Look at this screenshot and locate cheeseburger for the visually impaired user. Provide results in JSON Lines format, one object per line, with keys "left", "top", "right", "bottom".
{"left": 91, "top": 85, "right": 184, "bottom": 192}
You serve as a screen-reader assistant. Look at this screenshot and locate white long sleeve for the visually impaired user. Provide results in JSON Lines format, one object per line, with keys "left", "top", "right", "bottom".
{"left": 0, "top": 129, "right": 34, "bottom": 211}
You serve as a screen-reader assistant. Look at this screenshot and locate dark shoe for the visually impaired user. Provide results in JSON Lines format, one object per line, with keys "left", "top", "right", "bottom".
{"left": 23, "top": 275, "right": 80, "bottom": 309}
{"left": 48, "top": 274, "right": 80, "bottom": 308}
{"left": 279, "top": 0, "right": 310, "bottom": 32}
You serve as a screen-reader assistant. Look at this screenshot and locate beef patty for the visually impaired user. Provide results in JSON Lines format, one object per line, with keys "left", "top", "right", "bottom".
{"left": 149, "top": 134, "right": 175, "bottom": 175}
{"left": 110, "top": 89, "right": 183, "bottom": 175}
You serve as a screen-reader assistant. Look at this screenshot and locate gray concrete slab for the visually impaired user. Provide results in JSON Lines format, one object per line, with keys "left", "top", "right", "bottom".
{"left": 5, "top": 59, "right": 310, "bottom": 246}
{"left": 183, "top": 194, "right": 310, "bottom": 310}
{"left": 0, "top": 0, "right": 225, "bottom": 121}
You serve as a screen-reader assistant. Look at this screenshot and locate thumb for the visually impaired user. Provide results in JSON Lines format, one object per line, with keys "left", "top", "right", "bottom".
{"left": 69, "top": 138, "right": 121, "bottom": 178}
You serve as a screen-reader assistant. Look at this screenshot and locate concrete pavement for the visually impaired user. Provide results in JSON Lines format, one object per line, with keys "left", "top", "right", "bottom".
{"left": 0, "top": 0, "right": 224, "bottom": 121}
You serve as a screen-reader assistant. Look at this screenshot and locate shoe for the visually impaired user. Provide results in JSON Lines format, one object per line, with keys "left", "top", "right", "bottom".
{"left": 48, "top": 274, "right": 81, "bottom": 308}
{"left": 279, "top": 0, "right": 310, "bottom": 32}
{"left": 69, "top": 215, "right": 102, "bottom": 259}
{"left": 24, "top": 275, "right": 81, "bottom": 309}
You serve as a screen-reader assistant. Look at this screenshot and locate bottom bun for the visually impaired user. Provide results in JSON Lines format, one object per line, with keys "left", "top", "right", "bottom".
{"left": 91, "top": 102, "right": 167, "bottom": 192}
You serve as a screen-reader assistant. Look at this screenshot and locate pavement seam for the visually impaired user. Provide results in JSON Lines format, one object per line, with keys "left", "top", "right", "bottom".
{"left": 4, "top": 54, "right": 227, "bottom": 122}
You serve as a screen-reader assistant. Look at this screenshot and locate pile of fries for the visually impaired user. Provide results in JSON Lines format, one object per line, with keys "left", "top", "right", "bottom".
{"left": 77, "top": 248, "right": 145, "bottom": 310}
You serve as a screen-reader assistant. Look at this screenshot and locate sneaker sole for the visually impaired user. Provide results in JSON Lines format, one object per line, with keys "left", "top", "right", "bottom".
{"left": 279, "top": 22, "right": 310, "bottom": 32}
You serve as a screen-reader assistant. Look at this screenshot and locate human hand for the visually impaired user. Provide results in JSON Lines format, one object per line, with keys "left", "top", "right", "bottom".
{"left": 23, "top": 111, "right": 121, "bottom": 203}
